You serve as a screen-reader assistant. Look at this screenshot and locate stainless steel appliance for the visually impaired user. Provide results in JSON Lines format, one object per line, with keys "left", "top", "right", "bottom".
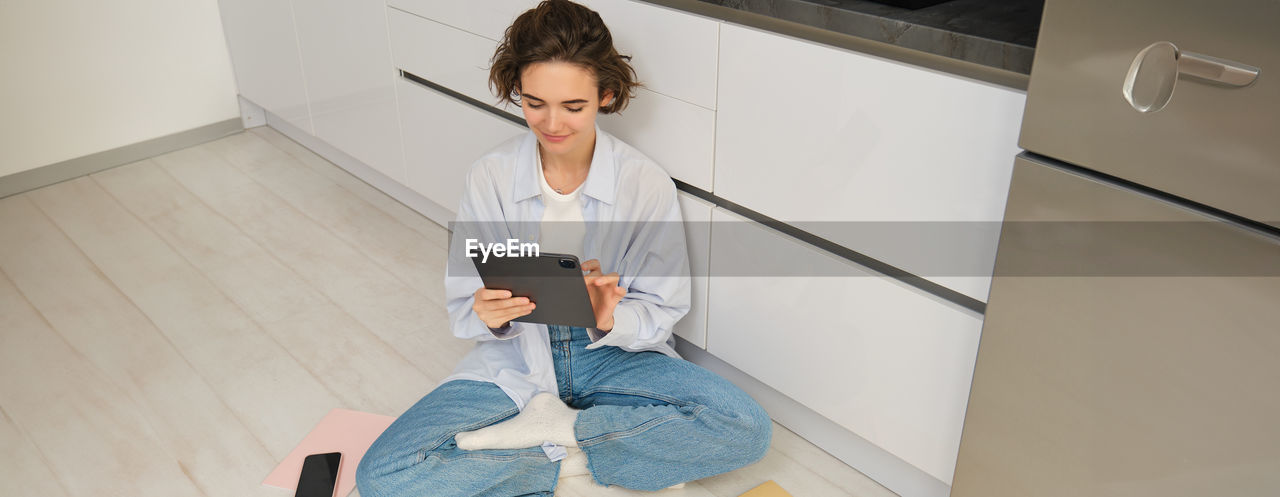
{"left": 951, "top": 1, "right": 1280, "bottom": 496}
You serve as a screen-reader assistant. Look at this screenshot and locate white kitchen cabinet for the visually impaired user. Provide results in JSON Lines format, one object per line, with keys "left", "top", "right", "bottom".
{"left": 397, "top": 79, "right": 525, "bottom": 224}
{"left": 215, "top": 0, "right": 312, "bottom": 134}
{"left": 705, "top": 207, "right": 983, "bottom": 485}
{"left": 714, "top": 23, "right": 1025, "bottom": 303}
{"left": 388, "top": 7, "right": 715, "bottom": 191}
{"left": 673, "top": 192, "right": 713, "bottom": 349}
{"left": 388, "top": 9, "right": 519, "bottom": 116}
{"left": 597, "top": 89, "right": 715, "bottom": 191}
{"left": 387, "top": 0, "right": 537, "bottom": 42}
{"left": 291, "top": 0, "right": 405, "bottom": 183}
{"left": 576, "top": 0, "right": 720, "bottom": 110}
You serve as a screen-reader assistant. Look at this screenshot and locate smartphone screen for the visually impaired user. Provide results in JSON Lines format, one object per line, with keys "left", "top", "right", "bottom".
{"left": 295, "top": 452, "right": 342, "bottom": 497}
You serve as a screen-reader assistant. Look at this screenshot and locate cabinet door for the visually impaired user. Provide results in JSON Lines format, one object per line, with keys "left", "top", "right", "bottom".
{"left": 714, "top": 24, "right": 1025, "bottom": 303}
{"left": 706, "top": 208, "right": 983, "bottom": 485}
{"left": 292, "top": 0, "right": 405, "bottom": 182}
{"left": 215, "top": 0, "right": 311, "bottom": 133}
{"left": 576, "top": 0, "right": 720, "bottom": 110}
{"left": 397, "top": 79, "right": 524, "bottom": 224}
{"left": 597, "top": 89, "right": 714, "bottom": 192}
{"left": 388, "top": 9, "right": 518, "bottom": 116}
{"left": 387, "top": 0, "right": 536, "bottom": 41}
{"left": 673, "top": 192, "right": 713, "bottom": 348}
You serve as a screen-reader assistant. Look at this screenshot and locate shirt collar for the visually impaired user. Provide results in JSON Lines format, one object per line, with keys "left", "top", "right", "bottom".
{"left": 512, "top": 122, "right": 616, "bottom": 205}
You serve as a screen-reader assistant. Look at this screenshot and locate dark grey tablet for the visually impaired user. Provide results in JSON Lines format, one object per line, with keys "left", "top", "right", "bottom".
{"left": 471, "top": 252, "right": 597, "bottom": 328}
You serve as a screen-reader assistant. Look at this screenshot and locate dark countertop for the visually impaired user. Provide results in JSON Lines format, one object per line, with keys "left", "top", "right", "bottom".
{"left": 641, "top": 0, "right": 1042, "bottom": 90}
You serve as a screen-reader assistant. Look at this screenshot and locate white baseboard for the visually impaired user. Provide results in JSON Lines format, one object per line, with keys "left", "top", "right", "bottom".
{"left": 1, "top": 118, "right": 242, "bottom": 199}
{"left": 262, "top": 109, "right": 456, "bottom": 228}
{"left": 238, "top": 96, "right": 268, "bottom": 129}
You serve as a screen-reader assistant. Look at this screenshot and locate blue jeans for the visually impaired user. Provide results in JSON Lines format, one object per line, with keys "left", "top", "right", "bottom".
{"left": 356, "top": 325, "right": 772, "bottom": 496}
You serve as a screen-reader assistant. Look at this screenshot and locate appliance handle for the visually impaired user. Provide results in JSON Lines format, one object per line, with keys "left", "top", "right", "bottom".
{"left": 1178, "top": 50, "right": 1259, "bottom": 87}
{"left": 1122, "top": 41, "right": 1259, "bottom": 113}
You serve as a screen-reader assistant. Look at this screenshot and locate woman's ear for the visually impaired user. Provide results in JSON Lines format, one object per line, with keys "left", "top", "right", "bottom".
{"left": 600, "top": 89, "right": 615, "bottom": 108}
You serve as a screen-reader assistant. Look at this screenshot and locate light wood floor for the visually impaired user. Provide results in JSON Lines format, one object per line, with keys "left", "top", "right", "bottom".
{"left": 0, "top": 126, "right": 897, "bottom": 497}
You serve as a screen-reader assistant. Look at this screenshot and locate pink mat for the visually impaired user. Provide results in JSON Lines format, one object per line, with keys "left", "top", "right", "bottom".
{"left": 263, "top": 408, "right": 397, "bottom": 497}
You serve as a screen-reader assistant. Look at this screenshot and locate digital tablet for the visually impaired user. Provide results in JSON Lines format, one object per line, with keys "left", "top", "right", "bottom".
{"left": 471, "top": 252, "right": 597, "bottom": 328}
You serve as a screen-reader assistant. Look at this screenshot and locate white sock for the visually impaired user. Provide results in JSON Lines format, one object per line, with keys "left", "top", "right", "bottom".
{"left": 455, "top": 392, "right": 580, "bottom": 450}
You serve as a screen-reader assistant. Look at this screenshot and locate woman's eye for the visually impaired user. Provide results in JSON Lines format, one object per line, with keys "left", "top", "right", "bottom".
{"left": 525, "top": 103, "right": 581, "bottom": 113}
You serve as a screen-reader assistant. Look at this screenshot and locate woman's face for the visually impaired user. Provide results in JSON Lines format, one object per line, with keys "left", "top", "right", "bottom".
{"left": 518, "top": 61, "right": 613, "bottom": 158}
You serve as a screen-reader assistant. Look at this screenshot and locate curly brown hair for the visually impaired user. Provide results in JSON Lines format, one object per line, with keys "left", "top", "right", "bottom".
{"left": 488, "top": 0, "right": 641, "bottom": 114}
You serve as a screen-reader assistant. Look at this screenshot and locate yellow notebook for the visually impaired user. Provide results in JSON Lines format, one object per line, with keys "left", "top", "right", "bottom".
{"left": 738, "top": 480, "right": 794, "bottom": 497}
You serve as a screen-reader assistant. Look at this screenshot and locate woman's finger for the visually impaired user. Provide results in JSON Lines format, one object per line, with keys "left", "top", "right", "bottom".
{"left": 582, "top": 270, "right": 604, "bottom": 289}
{"left": 593, "top": 272, "right": 620, "bottom": 287}
{"left": 476, "top": 288, "right": 513, "bottom": 301}
{"left": 581, "top": 259, "right": 601, "bottom": 272}
{"left": 476, "top": 296, "right": 530, "bottom": 313}
{"left": 485, "top": 303, "right": 535, "bottom": 327}
{"left": 496, "top": 304, "right": 535, "bottom": 322}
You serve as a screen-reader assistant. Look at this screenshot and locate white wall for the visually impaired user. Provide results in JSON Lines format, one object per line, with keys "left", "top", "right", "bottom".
{"left": 0, "top": 0, "right": 241, "bottom": 178}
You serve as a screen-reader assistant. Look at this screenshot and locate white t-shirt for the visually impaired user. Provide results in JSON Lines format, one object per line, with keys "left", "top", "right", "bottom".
{"left": 535, "top": 145, "right": 586, "bottom": 258}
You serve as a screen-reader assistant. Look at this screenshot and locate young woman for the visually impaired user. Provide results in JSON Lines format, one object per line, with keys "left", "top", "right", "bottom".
{"left": 357, "top": 1, "right": 771, "bottom": 495}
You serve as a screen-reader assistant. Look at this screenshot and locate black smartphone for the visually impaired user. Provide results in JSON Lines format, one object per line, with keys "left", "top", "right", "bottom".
{"left": 295, "top": 452, "right": 342, "bottom": 497}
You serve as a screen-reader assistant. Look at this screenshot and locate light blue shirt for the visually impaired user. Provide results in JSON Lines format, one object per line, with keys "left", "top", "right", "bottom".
{"left": 441, "top": 123, "right": 691, "bottom": 424}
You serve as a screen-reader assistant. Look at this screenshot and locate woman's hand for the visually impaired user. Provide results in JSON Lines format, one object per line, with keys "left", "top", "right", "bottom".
{"left": 472, "top": 288, "right": 535, "bottom": 329}
{"left": 581, "top": 259, "right": 627, "bottom": 331}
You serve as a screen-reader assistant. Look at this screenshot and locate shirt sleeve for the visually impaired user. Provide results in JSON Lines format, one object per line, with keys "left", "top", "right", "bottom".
{"left": 445, "top": 163, "right": 527, "bottom": 342}
{"left": 585, "top": 176, "right": 691, "bottom": 351}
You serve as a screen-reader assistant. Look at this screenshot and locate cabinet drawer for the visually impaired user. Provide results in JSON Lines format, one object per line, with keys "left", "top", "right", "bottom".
{"left": 706, "top": 207, "right": 982, "bottom": 484}
{"left": 397, "top": 79, "right": 525, "bottom": 220}
{"left": 674, "top": 192, "right": 713, "bottom": 349}
{"left": 577, "top": 0, "right": 719, "bottom": 110}
{"left": 387, "top": 0, "right": 536, "bottom": 42}
{"left": 714, "top": 23, "right": 1025, "bottom": 302}
{"left": 388, "top": 9, "right": 518, "bottom": 116}
{"left": 598, "top": 88, "right": 714, "bottom": 192}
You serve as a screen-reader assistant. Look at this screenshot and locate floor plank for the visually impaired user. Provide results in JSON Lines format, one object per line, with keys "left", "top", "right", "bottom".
{"left": 22, "top": 177, "right": 340, "bottom": 462}
{"left": 768, "top": 424, "right": 898, "bottom": 497}
{"left": 249, "top": 126, "right": 451, "bottom": 251}
{"left": 204, "top": 132, "right": 447, "bottom": 306}
{"left": 91, "top": 158, "right": 434, "bottom": 416}
{"left": 149, "top": 144, "right": 469, "bottom": 384}
{"left": 0, "top": 245, "right": 204, "bottom": 497}
{"left": 0, "top": 404, "right": 72, "bottom": 497}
